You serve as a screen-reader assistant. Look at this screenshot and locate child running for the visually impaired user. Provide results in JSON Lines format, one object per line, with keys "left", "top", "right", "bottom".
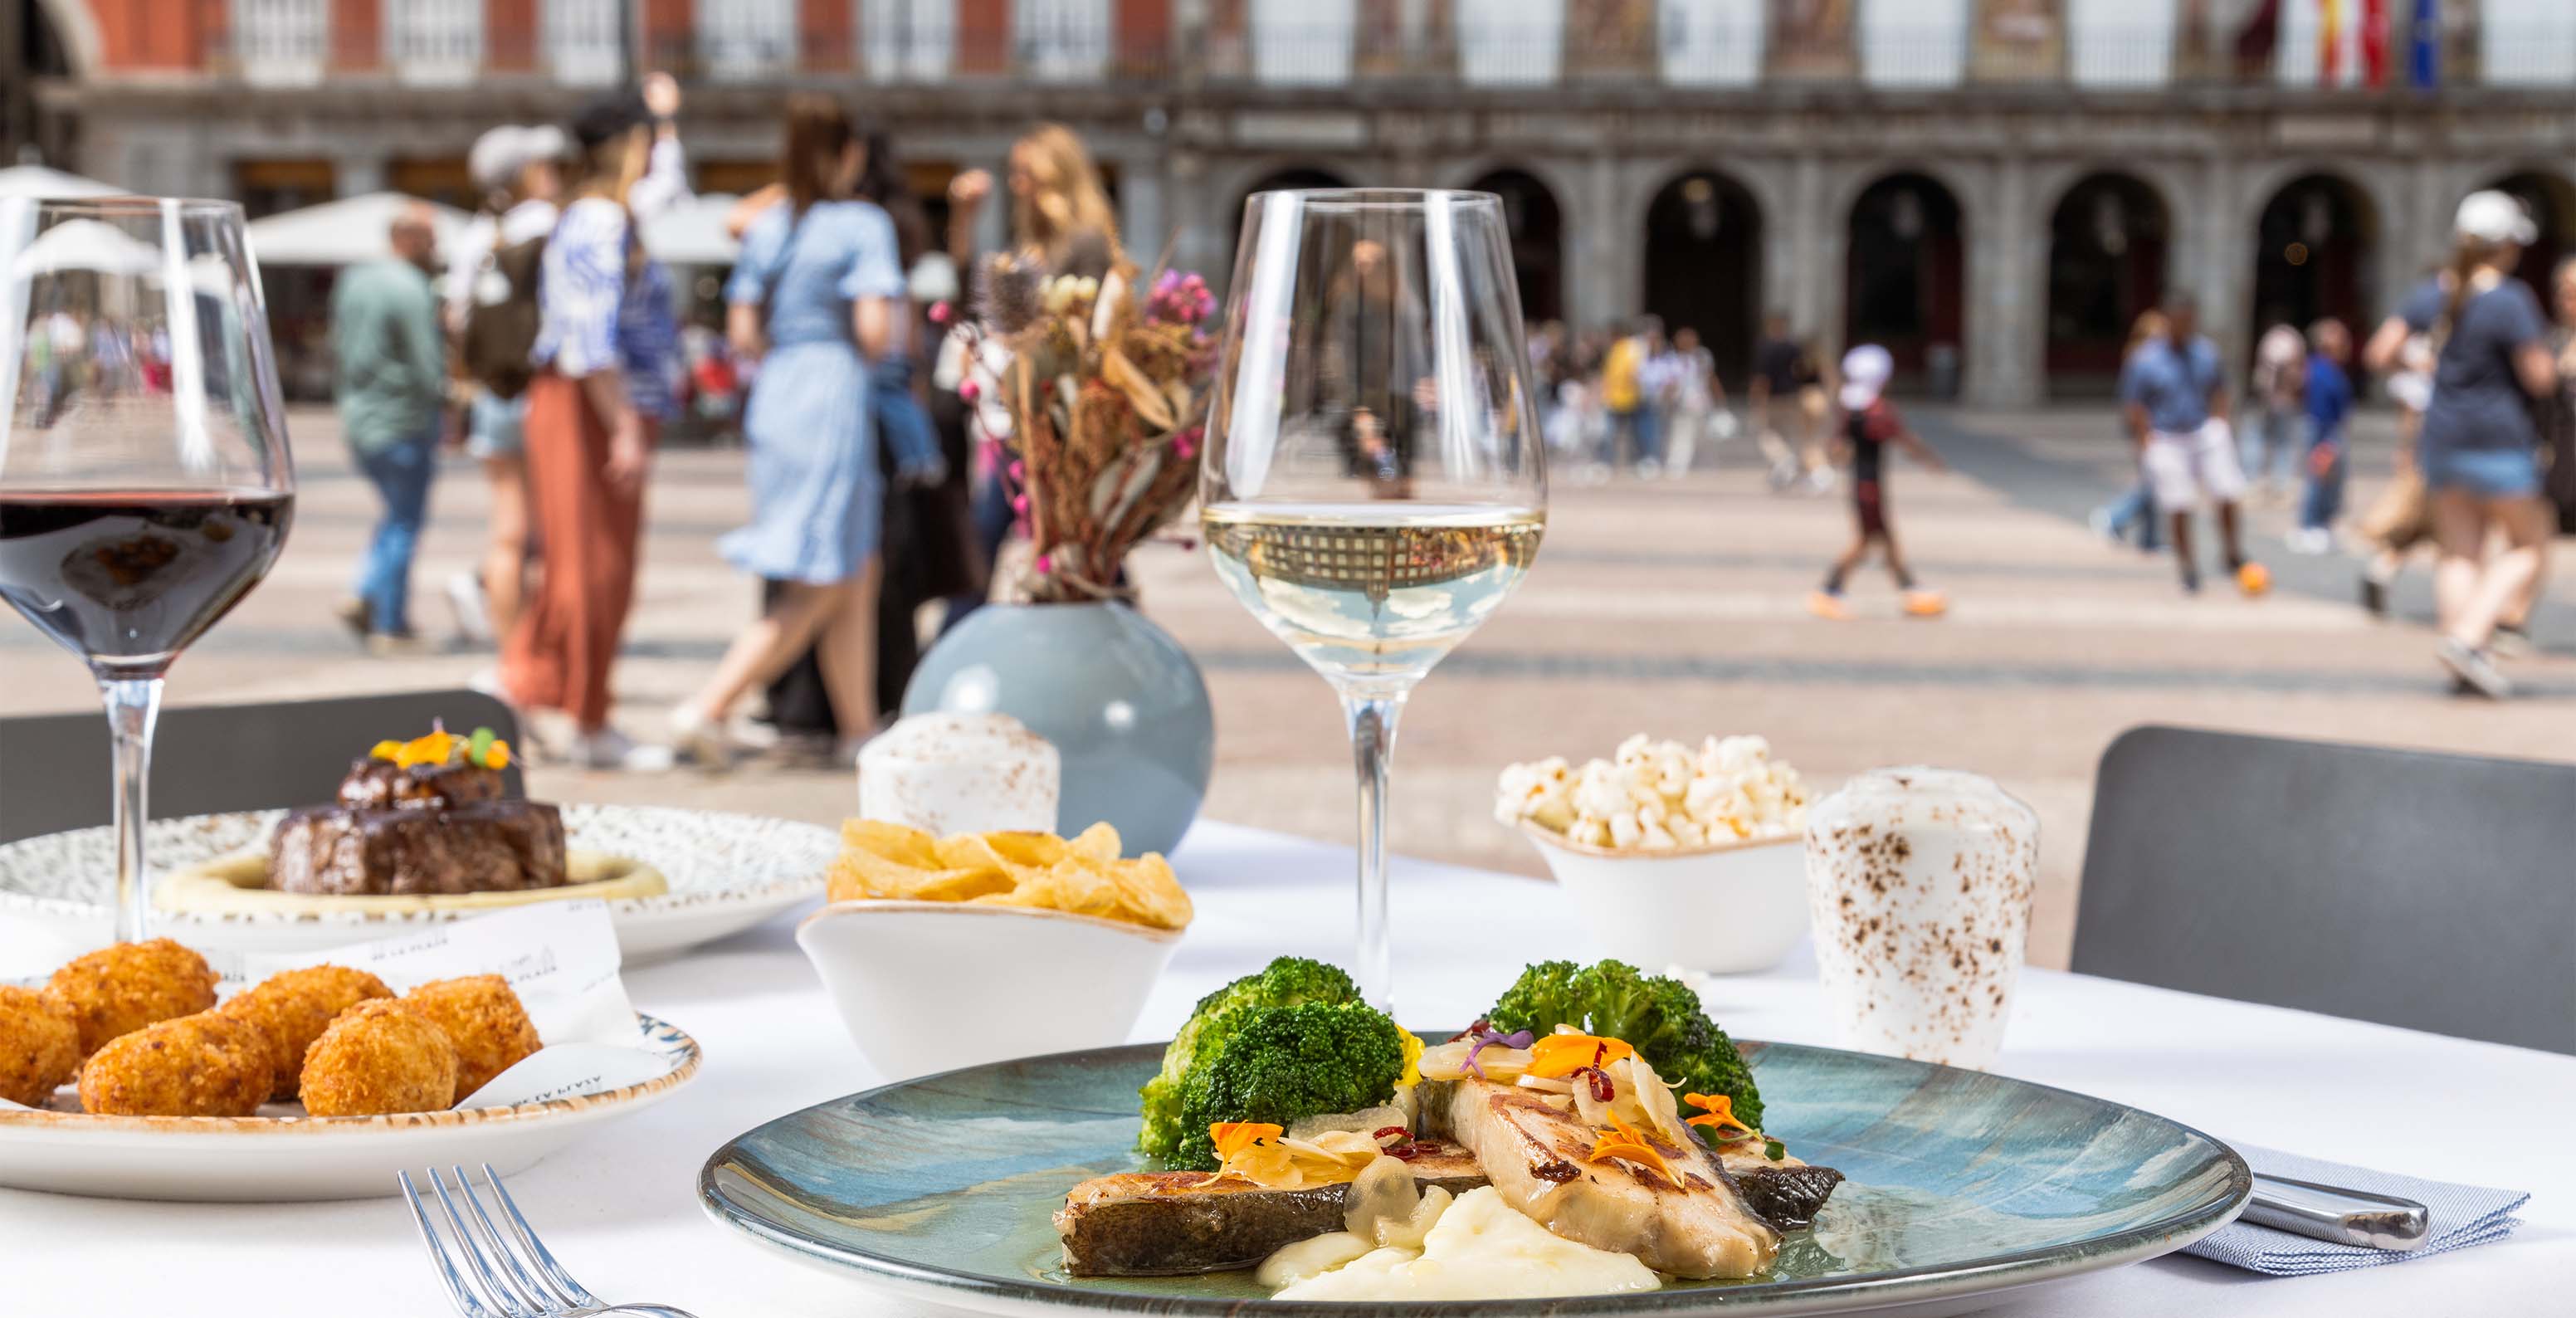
{"left": 1808, "top": 344, "right": 1949, "bottom": 620}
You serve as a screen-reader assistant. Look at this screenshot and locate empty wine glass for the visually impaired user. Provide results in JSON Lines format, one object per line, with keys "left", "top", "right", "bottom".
{"left": 0, "top": 197, "right": 297, "bottom": 942}
{"left": 1199, "top": 189, "right": 1547, "bottom": 1008}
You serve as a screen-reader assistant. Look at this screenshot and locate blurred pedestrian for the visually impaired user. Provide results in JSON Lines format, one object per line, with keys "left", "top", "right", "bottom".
{"left": 329, "top": 201, "right": 446, "bottom": 654}
{"left": 2355, "top": 315, "right": 2437, "bottom": 618}
{"left": 1750, "top": 311, "right": 1830, "bottom": 492}
{"left": 2289, "top": 319, "right": 2352, "bottom": 554}
{"left": 1659, "top": 325, "right": 1726, "bottom": 475}
{"left": 2120, "top": 290, "right": 2268, "bottom": 596}
{"left": 1599, "top": 320, "right": 1656, "bottom": 478}
{"left": 2091, "top": 308, "right": 2168, "bottom": 552}
{"left": 1808, "top": 344, "right": 1948, "bottom": 620}
{"left": 502, "top": 75, "right": 690, "bottom": 770}
{"left": 443, "top": 123, "right": 566, "bottom": 654}
{"left": 670, "top": 95, "right": 947, "bottom": 766}
{"left": 2248, "top": 315, "right": 2307, "bottom": 503}
{"left": 2367, "top": 192, "right": 2559, "bottom": 697}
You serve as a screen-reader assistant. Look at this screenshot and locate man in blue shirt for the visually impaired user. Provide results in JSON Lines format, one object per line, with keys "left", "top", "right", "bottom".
{"left": 2292, "top": 319, "right": 2354, "bottom": 554}
{"left": 2120, "top": 292, "right": 2269, "bottom": 596}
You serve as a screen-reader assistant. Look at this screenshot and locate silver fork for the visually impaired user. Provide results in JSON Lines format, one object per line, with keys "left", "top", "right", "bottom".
{"left": 400, "top": 1164, "right": 698, "bottom": 1318}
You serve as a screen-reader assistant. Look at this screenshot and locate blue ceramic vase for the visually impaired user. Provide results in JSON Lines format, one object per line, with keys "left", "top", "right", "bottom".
{"left": 901, "top": 602, "right": 1212, "bottom": 855}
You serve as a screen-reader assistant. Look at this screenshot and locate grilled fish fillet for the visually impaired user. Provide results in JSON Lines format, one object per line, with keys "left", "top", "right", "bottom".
{"left": 1056, "top": 1142, "right": 1485, "bottom": 1277}
{"left": 1424, "top": 1078, "right": 1781, "bottom": 1279}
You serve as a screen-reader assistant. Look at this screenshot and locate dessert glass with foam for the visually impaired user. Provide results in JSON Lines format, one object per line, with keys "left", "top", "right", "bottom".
{"left": 856, "top": 713, "right": 1060, "bottom": 837}
{"left": 1802, "top": 767, "right": 2037, "bottom": 1071}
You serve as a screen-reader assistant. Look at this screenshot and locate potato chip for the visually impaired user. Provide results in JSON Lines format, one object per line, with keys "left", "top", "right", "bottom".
{"left": 832, "top": 817, "right": 1193, "bottom": 931}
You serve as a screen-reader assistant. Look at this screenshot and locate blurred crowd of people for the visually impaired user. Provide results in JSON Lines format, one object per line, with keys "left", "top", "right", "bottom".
{"left": 324, "top": 75, "right": 1132, "bottom": 769}
{"left": 2094, "top": 189, "right": 2574, "bottom": 697}
{"left": 1527, "top": 311, "right": 1860, "bottom": 493}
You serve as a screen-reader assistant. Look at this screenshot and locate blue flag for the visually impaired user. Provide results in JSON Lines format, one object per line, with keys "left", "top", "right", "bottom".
{"left": 2408, "top": 0, "right": 2438, "bottom": 88}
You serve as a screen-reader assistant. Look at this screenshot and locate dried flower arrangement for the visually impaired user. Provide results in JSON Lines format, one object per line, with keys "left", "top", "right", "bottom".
{"left": 948, "top": 255, "right": 1218, "bottom": 604}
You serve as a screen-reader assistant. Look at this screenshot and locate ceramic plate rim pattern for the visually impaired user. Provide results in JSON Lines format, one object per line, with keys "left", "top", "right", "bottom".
{"left": 695, "top": 1038, "right": 2251, "bottom": 1316}
{"left": 0, "top": 1012, "right": 700, "bottom": 1135}
{"left": 0, "top": 803, "right": 834, "bottom": 929}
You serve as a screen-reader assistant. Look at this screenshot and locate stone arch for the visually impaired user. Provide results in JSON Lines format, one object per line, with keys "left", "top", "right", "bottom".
{"left": 1843, "top": 169, "right": 1969, "bottom": 393}
{"left": 2043, "top": 170, "right": 2174, "bottom": 397}
{"left": 1460, "top": 165, "right": 1566, "bottom": 326}
{"left": 2247, "top": 170, "right": 2382, "bottom": 354}
{"left": 31, "top": 0, "right": 101, "bottom": 77}
{"left": 1638, "top": 167, "right": 1767, "bottom": 380}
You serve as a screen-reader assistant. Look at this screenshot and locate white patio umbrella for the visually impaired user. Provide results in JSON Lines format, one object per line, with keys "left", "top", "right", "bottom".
{"left": 243, "top": 192, "right": 471, "bottom": 266}
{"left": 0, "top": 164, "right": 124, "bottom": 200}
{"left": 8, "top": 217, "right": 161, "bottom": 277}
{"left": 642, "top": 192, "right": 743, "bottom": 266}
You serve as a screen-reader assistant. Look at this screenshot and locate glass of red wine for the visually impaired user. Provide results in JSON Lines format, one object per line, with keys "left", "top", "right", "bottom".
{"left": 1, "top": 197, "right": 295, "bottom": 943}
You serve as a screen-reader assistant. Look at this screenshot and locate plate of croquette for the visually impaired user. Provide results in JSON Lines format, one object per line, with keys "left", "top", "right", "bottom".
{"left": 0, "top": 939, "right": 700, "bottom": 1201}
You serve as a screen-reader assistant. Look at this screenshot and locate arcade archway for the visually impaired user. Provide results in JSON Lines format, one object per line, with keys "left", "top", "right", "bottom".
{"left": 1468, "top": 167, "right": 1564, "bottom": 326}
{"left": 1846, "top": 173, "right": 1965, "bottom": 394}
{"left": 2485, "top": 170, "right": 2576, "bottom": 296}
{"left": 2250, "top": 173, "right": 2378, "bottom": 344}
{"left": 1642, "top": 170, "right": 1763, "bottom": 381}
{"left": 2045, "top": 172, "right": 2171, "bottom": 397}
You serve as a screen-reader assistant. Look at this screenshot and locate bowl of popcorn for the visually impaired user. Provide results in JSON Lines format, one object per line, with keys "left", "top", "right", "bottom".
{"left": 1496, "top": 735, "right": 1811, "bottom": 974}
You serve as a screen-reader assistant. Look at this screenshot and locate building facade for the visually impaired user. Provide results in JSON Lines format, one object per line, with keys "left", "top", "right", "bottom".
{"left": 18, "top": 0, "right": 2576, "bottom": 403}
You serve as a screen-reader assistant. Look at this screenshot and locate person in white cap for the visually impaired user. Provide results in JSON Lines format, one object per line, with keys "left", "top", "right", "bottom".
{"left": 2363, "top": 188, "right": 2561, "bottom": 698}
{"left": 441, "top": 123, "right": 567, "bottom": 659}
{"left": 2120, "top": 290, "right": 2268, "bottom": 598}
{"left": 1807, "top": 343, "right": 1949, "bottom": 620}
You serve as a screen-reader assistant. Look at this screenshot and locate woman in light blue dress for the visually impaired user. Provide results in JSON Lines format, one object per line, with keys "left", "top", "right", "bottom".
{"left": 670, "top": 95, "right": 917, "bottom": 762}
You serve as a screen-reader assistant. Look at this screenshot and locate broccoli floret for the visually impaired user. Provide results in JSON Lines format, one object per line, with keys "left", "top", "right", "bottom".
{"left": 1136, "top": 957, "right": 1361, "bottom": 1161}
{"left": 1170, "top": 1001, "right": 1409, "bottom": 1170}
{"left": 1485, "top": 959, "right": 1764, "bottom": 1135}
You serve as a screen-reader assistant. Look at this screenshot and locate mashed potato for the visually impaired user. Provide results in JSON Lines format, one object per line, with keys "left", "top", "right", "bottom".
{"left": 1266, "top": 1188, "right": 1661, "bottom": 1301}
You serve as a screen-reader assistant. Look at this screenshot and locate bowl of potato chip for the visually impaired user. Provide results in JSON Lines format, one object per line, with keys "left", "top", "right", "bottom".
{"left": 799, "top": 819, "right": 1194, "bottom": 1079}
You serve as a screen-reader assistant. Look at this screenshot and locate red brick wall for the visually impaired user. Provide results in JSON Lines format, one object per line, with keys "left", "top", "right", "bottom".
{"left": 957, "top": 0, "right": 1007, "bottom": 73}
{"left": 329, "top": 0, "right": 381, "bottom": 71}
{"left": 487, "top": 0, "right": 538, "bottom": 71}
{"left": 642, "top": 0, "right": 691, "bottom": 70}
{"left": 802, "top": 0, "right": 853, "bottom": 72}
{"left": 85, "top": 0, "right": 219, "bottom": 70}
{"left": 1117, "top": 0, "right": 1169, "bottom": 71}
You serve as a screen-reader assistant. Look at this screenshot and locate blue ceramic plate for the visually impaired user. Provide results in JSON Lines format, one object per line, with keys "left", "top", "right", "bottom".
{"left": 699, "top": 1039, "right": 2249, "bottom": 1316}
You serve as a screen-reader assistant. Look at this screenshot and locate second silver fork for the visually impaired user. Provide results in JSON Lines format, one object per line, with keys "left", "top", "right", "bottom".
{"left": 400, "top": 1164, "right": 697, "bottom": 1318}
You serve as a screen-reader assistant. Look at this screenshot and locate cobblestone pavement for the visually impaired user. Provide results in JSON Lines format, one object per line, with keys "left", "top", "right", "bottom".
{"left": 4, "top": 405, "right": 2568, "bottom": 969}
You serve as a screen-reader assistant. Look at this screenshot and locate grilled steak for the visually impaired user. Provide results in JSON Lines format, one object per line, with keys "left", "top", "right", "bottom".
{"left": 1057, "top": 1143, "right": 1485, "bottom": 1277}
{"left": 268, "top": 756, "right": 564, "bottom": 896}
{"left": 1423, "top": 1078, "right": 1787, "bottom": 1279}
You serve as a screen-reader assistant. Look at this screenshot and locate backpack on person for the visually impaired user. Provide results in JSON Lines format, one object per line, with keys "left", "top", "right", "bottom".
{"left": 459, "top": 233, "right": 548, "bottom": 399}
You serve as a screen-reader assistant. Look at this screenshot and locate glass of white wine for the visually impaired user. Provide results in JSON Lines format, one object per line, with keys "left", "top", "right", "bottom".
{"left": 1199, "top": 189, "right": 1547, "bottom": 1008}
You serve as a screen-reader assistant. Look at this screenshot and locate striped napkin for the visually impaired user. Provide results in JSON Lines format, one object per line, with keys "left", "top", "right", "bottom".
{"left": 2186, "top": 1143, "right": 2530, "bottom": 1276}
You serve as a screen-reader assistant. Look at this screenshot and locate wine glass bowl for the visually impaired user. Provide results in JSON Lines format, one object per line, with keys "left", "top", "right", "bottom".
{"left": 0, "top": 196, "right": 297, "bottom": 941}
{"left": 1198, "top": 189, "right": 1548, "bottom": 1007}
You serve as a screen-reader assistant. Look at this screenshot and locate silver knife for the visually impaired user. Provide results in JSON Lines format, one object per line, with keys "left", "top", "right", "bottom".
{"left": 2245, "top": 1172, "right": 2431, "bottom": 1250}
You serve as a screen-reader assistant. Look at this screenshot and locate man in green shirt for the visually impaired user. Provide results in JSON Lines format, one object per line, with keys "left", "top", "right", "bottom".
{"left": 330, "top": 203, "right": 446, "bottom": 650}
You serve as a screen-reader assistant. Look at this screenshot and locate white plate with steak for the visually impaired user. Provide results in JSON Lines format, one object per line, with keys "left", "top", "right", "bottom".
{"left": 0, "top": 803, "right": 835, "bottom": 961}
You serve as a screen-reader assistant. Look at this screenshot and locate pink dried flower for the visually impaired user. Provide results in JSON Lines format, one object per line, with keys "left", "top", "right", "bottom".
{"left": 928, "top": 300, "right": 952, "bottom": 325}
{"left": 1007, "top": 460, "right": 1025, "bottom": 481}
{"left": 1010, "top": 494, "right": 1029, "bottom": 514}
{"left": 958, "top": 378, "right": 981, "bottom": 404}
{"left": 1034, "top": 554, "right": 1053, "bottom": 574}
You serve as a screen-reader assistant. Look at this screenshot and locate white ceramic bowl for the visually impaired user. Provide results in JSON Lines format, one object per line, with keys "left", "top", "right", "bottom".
{"left": 1516, "top": 823, "right": 1809, "bottom": 974}
{"left": 797, "top": 901, "right": 1181, "bottom": 1080}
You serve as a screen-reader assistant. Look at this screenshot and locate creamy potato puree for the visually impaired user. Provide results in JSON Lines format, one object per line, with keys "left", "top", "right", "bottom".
{"left": 154, "top": 848, "right": 667, "bottom": 914}
{"left": 1265, "top": 1188, "right": 1661, "bottom": 1301}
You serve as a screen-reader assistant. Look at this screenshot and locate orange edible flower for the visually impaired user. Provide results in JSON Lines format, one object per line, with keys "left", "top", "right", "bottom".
{"left": 394, "top": 729, "right": 461, "bottom": 769}
{"left": 1585, "top": 1113, "right": 1681, "bottom": 1188}
{"left": 1684, "top": 1092, "right": 1754, "bottom": 1136}
{"left": 1526, "top": 1033, "right": 1636, "bottom": 1079}
{"left": 484, "top": 740, "right": 512, "bottom": 769}
{"left": 1209, "top": 1121, "right": 1282, "bottom": 1160}
{"left": 368, "top": 740, "right": 404, "bottom": 762}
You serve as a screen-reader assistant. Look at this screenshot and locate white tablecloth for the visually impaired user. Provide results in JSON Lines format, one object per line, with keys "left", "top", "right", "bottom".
{"left": 4, "top": 822, "right": 2567, "bottom": 1315}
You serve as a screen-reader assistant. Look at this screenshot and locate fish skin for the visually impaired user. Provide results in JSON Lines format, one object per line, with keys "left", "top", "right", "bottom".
{"left": 1055, "top": 1145, "right": 1485, "bottom": 1277}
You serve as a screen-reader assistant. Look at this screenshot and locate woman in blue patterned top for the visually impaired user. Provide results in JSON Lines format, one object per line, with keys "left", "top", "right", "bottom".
{"left": 667, "top": 95, "right": 919, "bottom": 765}
{"left": 500, "top": 77, "right": 690, "bottom": 771}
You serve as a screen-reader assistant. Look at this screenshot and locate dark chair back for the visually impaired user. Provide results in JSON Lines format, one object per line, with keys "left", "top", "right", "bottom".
{"left": 0, "top": 690, "right": 524, "bottom": 844}
{"left": 2072, "top": 725, "right": 2576, "bottom": 1055}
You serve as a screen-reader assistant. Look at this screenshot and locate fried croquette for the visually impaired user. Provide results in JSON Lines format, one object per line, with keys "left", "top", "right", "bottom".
{"left": 0, "top": 985, "right": 82, "bottom": 1107}
{"left": 400, "top": 975, "right": 542, "bottom": 1100}
{"left": 44, "top": 938, "right": 220, "bottom": 1057}
{"left": 298, "top": 999, "right": 459, "bottom": 1116}
{"left": 76, "top": 1011, "right": 273, "bottom": 1116}
{"left": 217, "top": 964, "right": 394, "bottom": 1100}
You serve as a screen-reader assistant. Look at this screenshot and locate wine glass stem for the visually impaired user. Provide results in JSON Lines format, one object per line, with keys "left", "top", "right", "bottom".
{"left": 1339, "top": 690, "right": 1408, "bottom": 1012}
{"left": 99, "top": 676, "right": 164, "bottom": 945}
